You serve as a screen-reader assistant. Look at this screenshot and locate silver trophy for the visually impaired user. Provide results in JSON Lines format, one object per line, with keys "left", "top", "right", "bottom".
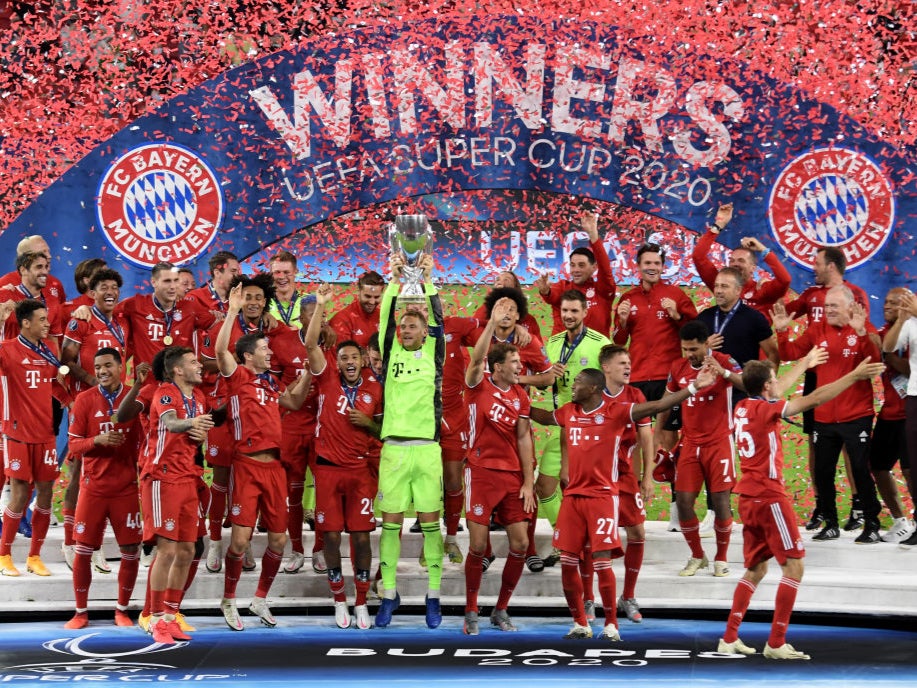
{"left": 389, "top": 214, "right": 434, "bottom": 305}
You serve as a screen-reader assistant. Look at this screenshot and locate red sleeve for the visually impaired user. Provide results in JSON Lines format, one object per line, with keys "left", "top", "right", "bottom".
{"left": 517, "top": 388, "right": 532, "bottom": 417}
{"left": 677, "top": 288, "right": 698, "bottom": 321}
{"left": 591, "top": 238, "right": 616, "bottom": 300}
{"left": 543, "top": 282, "right": 565, "bottom": 306}
{"left": 861, "top": 329, "right": 882, "bottom": 361}
{"left": 777, "top": 327, "right": 813, "bottom": 361}
{"left": 523, "top": 336, "right": 552, "bottom": 374}
{"left": 784, "top": 291, "right": 808, "bottom": 319}
{"left": 691, "top": 229, "right": 719, "bottom": 290}
{"left": 758, "top": 252, "right": 792, "bottom": 300}
{"left": 68, "top": 395, "right": 95, "bottom": 456}
{"left": 665, "top": 361, "right": 681, "bottom": 393}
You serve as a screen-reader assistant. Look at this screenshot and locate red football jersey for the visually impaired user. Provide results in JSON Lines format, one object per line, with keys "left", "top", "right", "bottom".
{"left": 692, "top": 229, "right": 791, "bottom": 318}
{"left": 117, "top": 294, "right": 214, "bottom": 366}
{"left": 554, "top": 397, "right": 631, "bottom": 497}
{"left": 68, "top": 384, "right": 143, "bottom": 495}
{"left": 0, "top": 285, "right": 65, "bottom": 341}
{"left": 465, "top": 373, "right": 531, "bottom": 473}
{"left": 777, "top": 322, "right": 881, "bottom": 423}
{"left": 878, "top": 323, "right": 906, "bottom": 421}
{"left": 143, "top": 383, "right": 206, "bottom": 482}
{"left": 223, "top": 365, "right": 285, "bottom": 456}
{"left": 313, "top": 363, "right": 383, "bottom": 468}
{"left": 63, "top": 309, "right": 131, "bottom": 394}
{"left": 540, "top": 238, "right": 616, "bottom": 336}
{"left": 267, "top": 326, "right": 319, "bottom": 435}
{"left": 185, "top": 282, "right": 227, "bottom": 315}
{"left": 0, "top": 336, "right": 70, "bottom": 442}
{"left": 784, "top": 280, "right": 870, "bottom": 326}
{"left": 442, "top": 317, "right": 478, "bottom": 418}
{"left": 613, "top": 282, "right": 698, "bottom": 382}
{"left": 61, "top": 293, "right": 95, "bottom": 322}
{"left": 329, "top": 300, "right": 380, "bottom": 349}
{"left": 733, "top": 397, "right": 789, "bottom": 499}
{"left": 603, "top": 385, "right": 649, "bottom": 491}
{"left": 666, "top": 350, "right": 741, "bottom": 444}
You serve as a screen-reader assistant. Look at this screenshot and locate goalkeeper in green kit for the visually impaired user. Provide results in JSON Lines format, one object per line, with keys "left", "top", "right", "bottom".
{"left": 374, "top": 252, "right": 446, "bottom": 629}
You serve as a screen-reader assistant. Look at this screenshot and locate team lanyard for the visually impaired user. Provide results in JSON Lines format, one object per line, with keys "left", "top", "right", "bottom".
{"left": 17, "top": 284, "right": 45, "bottom": 305}
{"left": 91, "top": 306, "right": 125, "bottom": 347}
{"left": 257, "top": 371, "right": 279, "bottom": 393}
{"left": 552, "top": 327, "right": 587, "bottom": 408}
{"left": 237, "top": 313, "right": 264, "bottom": 335}
{"left": 172, "top": 383, "right": 198, "bottom": 418}
{"left": 275, "top": 299, "right": 296, "bottom": 326}
{"left": 341, "top": 375, "right": 362, "bottom": 408}
{"left": 208, "top": 281, "right": 227, "bottom": 313}
{"left": 713, "top": 301, "right": 741, "bottom": 335}
{"left": 153, "top": 296, "right": 176, "bottom": 341}
{"left": 99, "top": 384, "right": 123, "bottom": 417}
{"left": 18, "top": 334, "right": 67, "bottom": 373}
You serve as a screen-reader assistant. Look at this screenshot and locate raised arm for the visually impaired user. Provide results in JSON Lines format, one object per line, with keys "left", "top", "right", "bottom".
{"left": 215, "top": 284, "right": 242, "bottom": 376}
{"left": 632, "top": 366, "right": 716, "bottom": 420}
{"left": 466, "top": 298, "right": 511, "bottom": 388}
{"left": 773, "top": 346, "right": 827, "bottom": 398}
{"left": 304, "top": 284, "right": 331, "bottom": 375}
{"left": 785, "top": 358, "right": 886, "bottom": 417}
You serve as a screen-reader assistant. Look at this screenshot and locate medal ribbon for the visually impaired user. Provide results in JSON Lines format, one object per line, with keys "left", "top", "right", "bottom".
{"left": 91, "top": 306, "right": 125, "bottom": 347}
{"left": 18, "top": 334, "right": 65, "bottom": 370}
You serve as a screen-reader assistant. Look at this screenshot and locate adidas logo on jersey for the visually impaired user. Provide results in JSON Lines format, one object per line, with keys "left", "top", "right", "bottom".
{"left": 95, "top": 410, "right": 106, "bottom": 418}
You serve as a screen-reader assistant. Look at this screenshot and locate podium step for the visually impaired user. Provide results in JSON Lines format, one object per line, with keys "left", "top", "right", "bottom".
{"left": 2, "top": 520, "right": 915, "bottom": 617}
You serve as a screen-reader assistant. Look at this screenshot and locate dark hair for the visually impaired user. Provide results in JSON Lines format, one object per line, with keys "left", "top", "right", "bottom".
{"left": 358, "top": 271, "right": 385, "bottom": 289}
{"left": 599, "top": 344, "right": 629, "bottom": 365}
{"left": 366, "top": 333, "right": 381, "bottom": 354}
{"left": 89, "top": 267, "right": 124, "bottom": 292}
{"left": 570, "top": 247, "right": 595, "bottom": 264}
{"left": 560, "top": 289, "right": 587, "bottom": 308}
{"left": 151, "top": 262, "right": 177, "bottom": 279}
{"left": 15, "top": 298, "right": 46, "bottom": 326}
{"left": 818, "top": 247, "right": 846, "bottom": 275}
{"left": 152, "top": 348, "right": 169, "bottom": 382}
{"left": 94, "top": 347, "right": 123, "bottom": 364}
{"left": 487, "top": 342, "right": 519, "bottom": 370}
{"left": 178, "top": 267, "right": 195, "bottom": 278}
{"left": 717, "top": 266, "right": 746, "bottom": 288}
{"left": 163, "top": 346, "right": 195, "bottom": 381}
{"left": 336, "top": 339, "right": 362, "bottom": 355}
{"left": 731, "top": 245, "right": 758, "bottom": 266}
{"left": 495, "top": 271, "right": 522, "bottom": 289}
{"left": 208, "top": 251, "right": 239, "bottom": 276}
{"left": 229, "top": 272, "right": 276, "bottom": 311}
{"left": 578, "top": 367, "right": 606, "bottom": 389}
{"left": 637, "top": 242, "right": 666, "bottom": 263}
{"left": 483, "top": 286, "right": 528, "bottom": 321}
{"left": 235, "top": 333, "right": 265, "bottom": 363}
{"left": 270, "top": 250, "right": 298, "bottom": 270}
{"left": 742, "top": 359, "right": 774, "bottom": 397}
{"left": 679, "top": 319, "right": 710, "bottom": 343}
{"left": 74, "top": 258, "right": 107, "bottom": 294}
{"left": 15, "top": 251, "right": 46, "bottom": 273}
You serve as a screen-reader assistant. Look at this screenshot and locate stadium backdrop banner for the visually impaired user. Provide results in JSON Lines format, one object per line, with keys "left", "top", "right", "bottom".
{"left": 2, "top": 14, "right": 914, "bottom": 317}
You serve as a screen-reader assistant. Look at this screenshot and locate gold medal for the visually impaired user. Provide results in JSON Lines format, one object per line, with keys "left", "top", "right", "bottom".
{"left": 163, "top": 335, "right": 174, "bottom": 345}
{"left": 58, "top": 365, "right": 70, "bottom": 376}
{"left": 110, "top": 413, "right": 119, "bottom": 424}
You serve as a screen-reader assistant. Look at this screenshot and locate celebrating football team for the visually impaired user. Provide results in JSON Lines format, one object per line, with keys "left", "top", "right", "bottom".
{"left": 0, "top": 205, "right": 914, "bottom": 662}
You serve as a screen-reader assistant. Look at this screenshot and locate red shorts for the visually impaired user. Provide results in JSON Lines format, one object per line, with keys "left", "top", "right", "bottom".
{"left": 738, "top": 495, "right": 805, "bottom": 567}
{"left": 74, "top": 489, "right": 142, "bottom": 548}
{"left": 617, "top": 488, "right": 647, "bottom": 528}
{"left": 366, "top": 449, "right": 380, "bottom": 483}
{"left": 141, "top": 478, "right": 201, "bottom": 543}
{"left": 280, "top": 430, "right": 314, "bottom": 479}
{"left": 675, "top": 435, "right": 736, "bottom": 493}
{"left": 2, "top": 436, "right": 58, "bottom": 483}
{"left": 441, "top": 408, "right": 468, "bottom": 462}
{"left": 206, "top": 423, "right": 236, "bottom": 468}
{"left": 229, "top": 455, "right": 287, "bottom": 533}
{"left": 553, "top": 494, "right": 623, "bottom": 558}
{"left": 464, "top": 465, "right": 530, "bottom": 527}
{"left": 313, "top": 460, "right": 377, "bottom": 533}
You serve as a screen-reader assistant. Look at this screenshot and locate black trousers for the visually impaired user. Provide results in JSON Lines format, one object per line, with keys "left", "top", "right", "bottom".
{"left": 812, "top": 416, "right": 881, "bottom": 525}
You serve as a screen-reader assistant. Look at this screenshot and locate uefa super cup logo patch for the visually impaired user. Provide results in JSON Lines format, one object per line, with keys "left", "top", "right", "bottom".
{"left": 96, "top": 142, "right": 224, "bottom": 269}
{"left": 768, "top": 148, "right": 895, "bottom": 270}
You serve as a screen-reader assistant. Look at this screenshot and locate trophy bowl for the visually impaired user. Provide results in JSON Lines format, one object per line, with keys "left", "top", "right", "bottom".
{"left": 390, "top": 214, "right": 434, "bottom": 305}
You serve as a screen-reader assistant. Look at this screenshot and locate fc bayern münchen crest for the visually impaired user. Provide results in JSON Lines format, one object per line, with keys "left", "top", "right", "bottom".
{"left": 768, "top": 147, "right": 895, "bottom": 270}
{"left": 96, "top": 142, "right": 224, "bottom": 268}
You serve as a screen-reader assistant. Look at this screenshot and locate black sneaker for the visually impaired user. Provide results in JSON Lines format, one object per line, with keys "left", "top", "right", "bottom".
{"left": 898, "top": 529, "right": 917, "bottom": 549}
{"left": 805, "top": 508, "right": 824, "bottom": 531}
{"left": 843, "top": 509, "right": 865, "bottom": 531}
{"left": 854, "top": 527, "right": 881, "bottom": 544}
{"left": 812, "top": 524, "right": 840, "bottom": 541}
{"left": 409, "top": 519, "right": 422, "bottom": 534}
{"left": 482, "top": 554, "right": 497, "bottom": 572}
{"left": 526, "top": 555, "right": 545, "bottom": 573}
